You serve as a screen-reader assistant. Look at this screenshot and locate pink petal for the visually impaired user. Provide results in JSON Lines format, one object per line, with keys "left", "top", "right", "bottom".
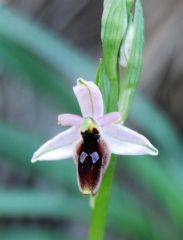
{"left": 31, "top": 127, "right": 80, "bottom": 162}
{"left": 97, "top": 112, "right": 121, "bottom": 127}
{"left": 73, "top": 79, "right": 104, "bottom": 119}
{"left": 102, "top": 124, "right": 158, "bottom": 156}
{"left": 58, "top": 114, "right": 83, "bottom": 127}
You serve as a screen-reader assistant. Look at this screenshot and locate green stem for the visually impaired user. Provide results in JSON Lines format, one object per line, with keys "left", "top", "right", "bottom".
{"left": 87, "top": 155, "right": 117, "bottom": 240}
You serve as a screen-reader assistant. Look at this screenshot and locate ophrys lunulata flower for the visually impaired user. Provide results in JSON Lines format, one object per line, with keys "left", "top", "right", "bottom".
{"left": 31, "top": 79, "right": 158, "bottom": 195}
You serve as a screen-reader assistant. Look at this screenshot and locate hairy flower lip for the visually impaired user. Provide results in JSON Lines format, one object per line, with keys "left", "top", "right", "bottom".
{"left": 75, "top": 128, "right": 110, "bottom": 195}
{"left": 31, "top": 78, "right": 158, "bottom": 194}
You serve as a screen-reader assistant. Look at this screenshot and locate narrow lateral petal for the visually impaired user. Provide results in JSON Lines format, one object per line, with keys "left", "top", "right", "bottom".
{"left": 31, "top": 127, "right": 80, "bottom": 162}
{"left": 58, "top": 114, "right": 83, "bottom": 127}
{"left": 103, "top": 124, "right": 158, "bottom": 156}
{"left": 97, "top": 112, "right": 121, "bottom": 127}
{"left": 73, "top": 79, "right": 104, "bottom": 119}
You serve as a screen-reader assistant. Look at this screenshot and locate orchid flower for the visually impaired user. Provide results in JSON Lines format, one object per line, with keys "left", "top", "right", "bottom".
{"left": 31, "top": 79, "right": 158, "bottom": 195}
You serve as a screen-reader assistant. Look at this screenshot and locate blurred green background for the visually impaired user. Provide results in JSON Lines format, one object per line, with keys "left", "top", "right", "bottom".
{"left": 0, "top": 0, "right": 183, "bottom": 239}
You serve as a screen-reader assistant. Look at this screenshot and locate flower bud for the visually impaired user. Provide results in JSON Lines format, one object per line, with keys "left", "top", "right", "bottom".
{"left": 119, "top": 23, "right": 135, "bottom": 67}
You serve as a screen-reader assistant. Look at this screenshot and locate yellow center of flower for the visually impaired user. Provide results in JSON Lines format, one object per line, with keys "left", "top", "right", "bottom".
{"left": 80, "top": 117, "right": 98, "bottom": 133}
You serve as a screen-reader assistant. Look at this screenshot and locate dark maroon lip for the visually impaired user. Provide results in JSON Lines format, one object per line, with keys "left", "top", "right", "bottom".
{"left": 75, "top": 129, "right": 110, "bottom": 195}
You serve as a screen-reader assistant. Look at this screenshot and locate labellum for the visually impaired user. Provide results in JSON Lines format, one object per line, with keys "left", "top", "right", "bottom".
{"left": 74, "top": 118, "right": 110, "bottom": 195}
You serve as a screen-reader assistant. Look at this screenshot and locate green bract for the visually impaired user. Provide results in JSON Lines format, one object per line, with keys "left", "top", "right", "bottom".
{"left": 101, "top": 0, "right": 128, "bottom": 111}
{"left": 119, "top": 0, "right": 144, "bottom": 122}
{"left": 95, "top": 59, "right": 109, "bottom": 111}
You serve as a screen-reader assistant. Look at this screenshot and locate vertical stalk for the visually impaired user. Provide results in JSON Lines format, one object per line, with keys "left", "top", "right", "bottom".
{"left": 87, "top": 155, "right": 117, "bottom": 240}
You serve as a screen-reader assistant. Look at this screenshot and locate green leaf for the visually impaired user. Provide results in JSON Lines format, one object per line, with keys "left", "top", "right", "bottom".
{"left": 130, "top": 93, "right": 183, "bottom": 192}
{"left": 0, "top": 188, "right": 89, "bottom": 221}
{"left": 0, "top": 7, "right": 96, "bottom": 80}
{"left": 131, "top": 94, "right": 183, "bottom": 163}
{"left": 122, "top": 155, "right": 183, "bottom": 228}
{"left": 127, "top": 94, "right": 183, "bottom": 226}
{"left": 110, "top": 185, "right": 180, "bottom": 240}
{"left": 119, "top": 0, "right": 144, "bottom": 122}
{"left": 0, "top": 36, "right": 76, "bottom": 112}
{"left": 0, "top": 227, "right": 70, "bottom": 240}
{"left": 0, "top": 122, "right": 77, "bottom": 189}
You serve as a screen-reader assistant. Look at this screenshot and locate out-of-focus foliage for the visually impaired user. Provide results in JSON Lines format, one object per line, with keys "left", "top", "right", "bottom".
{"left": 0, "top": 6, "right": 183, "bottom": 240}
